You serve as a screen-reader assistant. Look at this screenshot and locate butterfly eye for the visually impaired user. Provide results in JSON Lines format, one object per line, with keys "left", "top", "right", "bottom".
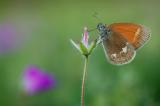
{"left": 101, "top": 26, "right": 106, "bottom": 30}
{"left": 97, "top": 23, "right": 105, "bottom": 31}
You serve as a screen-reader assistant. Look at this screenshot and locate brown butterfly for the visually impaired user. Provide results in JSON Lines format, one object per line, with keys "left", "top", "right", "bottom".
{"left": 97, "top": 23, "right": 151, "bottom": 65}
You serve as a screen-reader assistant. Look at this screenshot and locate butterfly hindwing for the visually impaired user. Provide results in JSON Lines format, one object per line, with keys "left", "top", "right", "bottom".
{"left": 102, "top": 30, "right": 136, "bottom": 65}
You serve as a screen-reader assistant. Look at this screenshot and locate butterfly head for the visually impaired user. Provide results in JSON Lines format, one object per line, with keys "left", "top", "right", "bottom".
{"left": 97, "top": 23, "right": 106, "bottom": 32}
{"left": 97, "top": 23, "right": 111, "bottom": 41}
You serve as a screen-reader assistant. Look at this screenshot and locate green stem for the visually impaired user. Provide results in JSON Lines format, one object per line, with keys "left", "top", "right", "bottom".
{"left": 18, "top": 92, "right": 27, "bottom": 106}
{"left": 81, "top": 56, "right": 88, "bottom": 106}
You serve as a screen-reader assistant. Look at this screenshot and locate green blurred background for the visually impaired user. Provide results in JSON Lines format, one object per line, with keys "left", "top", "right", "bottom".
{"left": 0, "top": 0, "right": 159, "bottom": 106}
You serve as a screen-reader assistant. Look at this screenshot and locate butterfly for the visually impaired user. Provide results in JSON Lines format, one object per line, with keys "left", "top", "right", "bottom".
{"left": 97, "top": 23, "right": 151, "bottom": 65}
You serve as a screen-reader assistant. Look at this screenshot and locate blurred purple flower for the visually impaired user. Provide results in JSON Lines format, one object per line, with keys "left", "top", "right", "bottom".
{"left": 23, "top": 65, "right": 56, "bottom": 95}
{"left": 0, "top": 23, "right": 19, "bottom": 54}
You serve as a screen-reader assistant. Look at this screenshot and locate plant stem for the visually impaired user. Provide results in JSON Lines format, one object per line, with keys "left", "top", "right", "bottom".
{"left": 81, "top": 56, "right": 88, "bottom": 106}
{"left": 18, "top": 92, "right": 27, "bottom": 106}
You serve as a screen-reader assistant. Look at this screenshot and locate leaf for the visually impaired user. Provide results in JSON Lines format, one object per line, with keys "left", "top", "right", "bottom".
{"left": 70, "top": 39, "right": 82, "bottom": 53}
{"left": 88, "top": 40, "right": 97, "bottom": 54}
{"left": 79, "top": 41, "right": 89, "bottom": 55}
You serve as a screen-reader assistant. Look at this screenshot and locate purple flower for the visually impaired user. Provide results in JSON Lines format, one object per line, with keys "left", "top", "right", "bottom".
{"left": 22, "top": 65, "right": 56, "bottom": 95}
{"left": 82, "top": 27, "right": 89, "bottom": 47}
{"left": 70, "top": 27, "right": 97, "bottom": 57}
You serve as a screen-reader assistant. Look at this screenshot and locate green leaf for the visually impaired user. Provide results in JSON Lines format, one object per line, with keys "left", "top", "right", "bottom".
{"left": 79, "top": 41, "right": 89, "bottom": 55}
{"left": 88, "top": 40, "right": 97, "bottom": 54}
{"left": 70, "top": 39, "right": 82, "bottom": 53}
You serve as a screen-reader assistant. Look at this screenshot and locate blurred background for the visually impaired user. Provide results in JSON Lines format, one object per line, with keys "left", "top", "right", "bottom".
{"left": 0, "top": 0, "right": 159, "bottom": 106}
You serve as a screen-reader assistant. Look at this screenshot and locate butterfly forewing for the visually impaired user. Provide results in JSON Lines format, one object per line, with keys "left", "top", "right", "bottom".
{"left": 103, "top": 31, "right": 136, "bottom": 65}
{"left": 108, "top": 23, "right": 151, "bottom": 50}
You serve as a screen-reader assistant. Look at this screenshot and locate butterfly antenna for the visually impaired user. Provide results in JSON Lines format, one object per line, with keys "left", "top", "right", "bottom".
{"left": 92, "top": 12, "right": 103, "bottom": 23}
{"left": 88, "top": 12, "right": 102, "bottom": 32}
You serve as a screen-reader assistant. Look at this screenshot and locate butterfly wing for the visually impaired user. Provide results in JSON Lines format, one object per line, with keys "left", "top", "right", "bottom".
{"left": 108, "top": 23, "right": 151, "bottom": 50}
{"left": 103, "top": 31, "right": 136, "bottom": 65}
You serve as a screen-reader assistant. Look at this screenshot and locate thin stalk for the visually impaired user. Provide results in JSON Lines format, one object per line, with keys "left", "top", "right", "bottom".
{"left": 81, "top": 56, "right": 88, "bottom": 106}
{"left": 18, "top": 92, "right": 27, "bottom": 106}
